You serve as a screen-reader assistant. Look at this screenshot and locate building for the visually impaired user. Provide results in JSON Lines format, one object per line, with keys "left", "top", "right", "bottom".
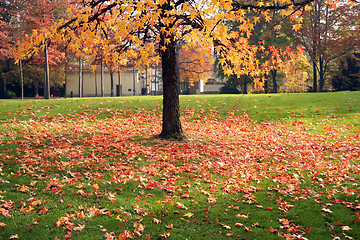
{"left": 66, "top": 67, "right": 142, "bottom": 97}
{"left": 65, "top": 64, "right": 220, "bottom": 97}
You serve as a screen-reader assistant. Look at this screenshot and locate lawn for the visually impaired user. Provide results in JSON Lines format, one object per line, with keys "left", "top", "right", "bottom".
{"left": 0, "top": 91, "right": 359, "bottom": 240}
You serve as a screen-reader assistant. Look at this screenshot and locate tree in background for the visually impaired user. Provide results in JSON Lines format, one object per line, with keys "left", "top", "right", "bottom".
{"left": 216, "top": 5, "right": 302, "bottom": 94}
{"left": 177, "top": 41, "right": 213, "bottom": 93}
{"left": 331, "top": 52, "right": 360, "bottom": 91}
{"left": 299, "top": 0, "right": 360, "bottom": 92}
{"left": 283, "top": 54, "right": 311, "bottom": 92}
{"left": 0, "top": 0, "right": 67, "bottom": 98}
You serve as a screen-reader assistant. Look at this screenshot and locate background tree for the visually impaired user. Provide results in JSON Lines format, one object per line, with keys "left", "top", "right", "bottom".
{"left": 283, "top": 54, "right": 311, "bottom": 92}
{"left": 177, "top": 41, "right": 213, "bottom": 93}
{"left": 0, "top": 0, "right": 66, "bottom": 98}
{"left": 331, "top": 52, "right": 360, "bottom": 91}
{"left": 298, "top": 0, "right": 360, "bottom": 92}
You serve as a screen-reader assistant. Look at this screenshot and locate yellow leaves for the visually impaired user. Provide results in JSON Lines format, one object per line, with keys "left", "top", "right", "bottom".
{"left": 91, "top": 65, "right": 97, "bottom": 73}
{"left": 274, "top": 25, "right": 282, "bottom": 31}
{"left": 305, "top": 5, "right": 313, "bottom": 11}
{"left": 292, "top": 24, "right": 302, "bottom": 31}
{"left": 253, "top": 17, "right": 260, "bottom": 25}
{"left": 164, "top": 38, "right": 171, "bottom": 45}
{"left": 218, "top": 58, "right": 226, "bottom": 66}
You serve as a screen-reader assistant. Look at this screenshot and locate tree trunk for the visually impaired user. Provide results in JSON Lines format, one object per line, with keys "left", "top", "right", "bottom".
{"left": 312, "top": 59, "right": 317, "bottom": 92}
{"left": 95, "top": 70, "right": 98, "bottom": 97}
{"left": 81, "top": 58, "right": 84, "bottom": 97}
{"left": 264, "top": 77, "right": 269, "bottom": 93}
{"left": 133, "top": 64, "right": 136, "bottom": 96}
{"left": 118, "top": 64, "right": 121, "bottom": 96}
{"left": 78, "top": 56, "right": 83, "bottom": 98}
{"left": 64, "top": 52, "right": 68, "bottom": 98}
{"left": 19, "top": 60, "right": 24, "bottom": 100}
{"left": 44, "top": 42, "right": 50, "bottom": 99}
{"left": 312, "top": 0, "right": 320, "bottom": 92}
{"left": 271, "top": 69, "right": 277, "bottom": 93}
{"left": 159, "top": 32, "right": 183, "bottom": 139}
{"left": 101, "top": 56, "right": 104, "bottom": 97}
{"left": 243, "top": 76, "right": 248, "bottom": 94}
{"left": 319, "top": 55, "right": 324, "bottom": 92}
{"left": 110, "top": 70, "right": 114, "bottom": 97}
{"left": 34, "top": 82, "right": 39, "bottom": 98}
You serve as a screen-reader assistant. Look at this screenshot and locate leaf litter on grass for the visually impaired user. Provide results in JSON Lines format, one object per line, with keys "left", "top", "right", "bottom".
{"left": 0, "top": 107, "right": 359, "bottom": 240}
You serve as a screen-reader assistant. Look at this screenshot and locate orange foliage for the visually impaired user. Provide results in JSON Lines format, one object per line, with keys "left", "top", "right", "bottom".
{"left": 178, "top": 43, "right": 213, "bottom": 87}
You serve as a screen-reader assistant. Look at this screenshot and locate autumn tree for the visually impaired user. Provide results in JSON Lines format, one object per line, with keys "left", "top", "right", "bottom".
{"left": 15, "top": 0, "right": 353, "bottom": 139}
{"left": 298, "top": 0, "right": 360, "bottom": 92}
{"left": 0, "top": 0, "right": 66, "bottom": 98}
{"left": 176, "top": 41, "right": 212, "bottom": 92}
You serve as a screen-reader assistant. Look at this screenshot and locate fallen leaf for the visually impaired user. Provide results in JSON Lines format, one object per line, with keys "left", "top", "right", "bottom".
{"left": 9, "top": 234, "right": 19, "bottom": 239}
{"left": 342, "top": 226, "right": 352, "bottom": 231}
{"left": 183, "top": 212, "right": 194, "bottom": 218}
{"left": 321, "top": 208, "right": 333, "bottom": 214}
{"left": 236, "top": 213, "right": 249, "bottom": 218}
{"left": 73, "top": 223, "right": 85, "bottom": 231}
{"left": 176, "top": 202, "right": 188, "bottom": 210}
{"left": 160, "top": 232, "right": 171, "bottom": 238}
{"left": 153, "top": 218, "right": 161, "bottom": 224}
{"left": 207, "top": 197, "right": 217, "bottom": 203}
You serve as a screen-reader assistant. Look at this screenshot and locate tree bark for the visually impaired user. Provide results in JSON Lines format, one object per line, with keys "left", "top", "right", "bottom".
{"left": 64, "top": 52, "right": 68, "bottom": 98}
{"left": 312, "top": 59, "right": 317, "bottom": 92}
{"left": 19, "top": 60, "right": 24, "bottom": 100}
{"left": 133, "top": 64, "right": 136, "bottom": 95}
{"left": 101, "top": 56, "right": 104, "bottom": 97}
{"left": 95, "top": 69, "right": 98, "bottom": 97}
{"left": 243, "top": 76, "right": 248, "bottom": 94}
{"left": 159, "top": 32, "right": 183, "bottom": 140}
{"left": 319, "top": 55, "right": 324, "bottom": 92}
{"left": 78, "top": 56, "right": 83, "bottom": 98}
{"left": 271, "top": 69, "right": 277, "bottom": 93}
{"left": 110, "top": 69, "right": 114, "bottom": 97}
{"left": 118, "top": 64, "right": 121, "bottom": 96}
{"left": 34, "top": 82, "right": 39, "bottom": 98}
{"left": 44, "top": 42, "right": 50, "bottom": 99}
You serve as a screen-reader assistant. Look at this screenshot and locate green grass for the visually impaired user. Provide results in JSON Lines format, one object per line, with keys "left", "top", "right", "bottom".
{"left": 0, "top": 91, "right": 359, "bottom": 240}
{"left": 1, "top": 91, "right": 359, "bottom": 122}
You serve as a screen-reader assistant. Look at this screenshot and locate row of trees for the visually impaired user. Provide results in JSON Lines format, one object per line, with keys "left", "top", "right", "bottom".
{"left": 2, "top": 0, "right": 359, "bottom": 98}
{"left": 217, "top": 0, "right": 360, "bottom": 93}
{"left": 4, "top": 0, "right": 360, "bottom": 138}
{"left": 0, "top": 0, "right": 212, "bottom": 99}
